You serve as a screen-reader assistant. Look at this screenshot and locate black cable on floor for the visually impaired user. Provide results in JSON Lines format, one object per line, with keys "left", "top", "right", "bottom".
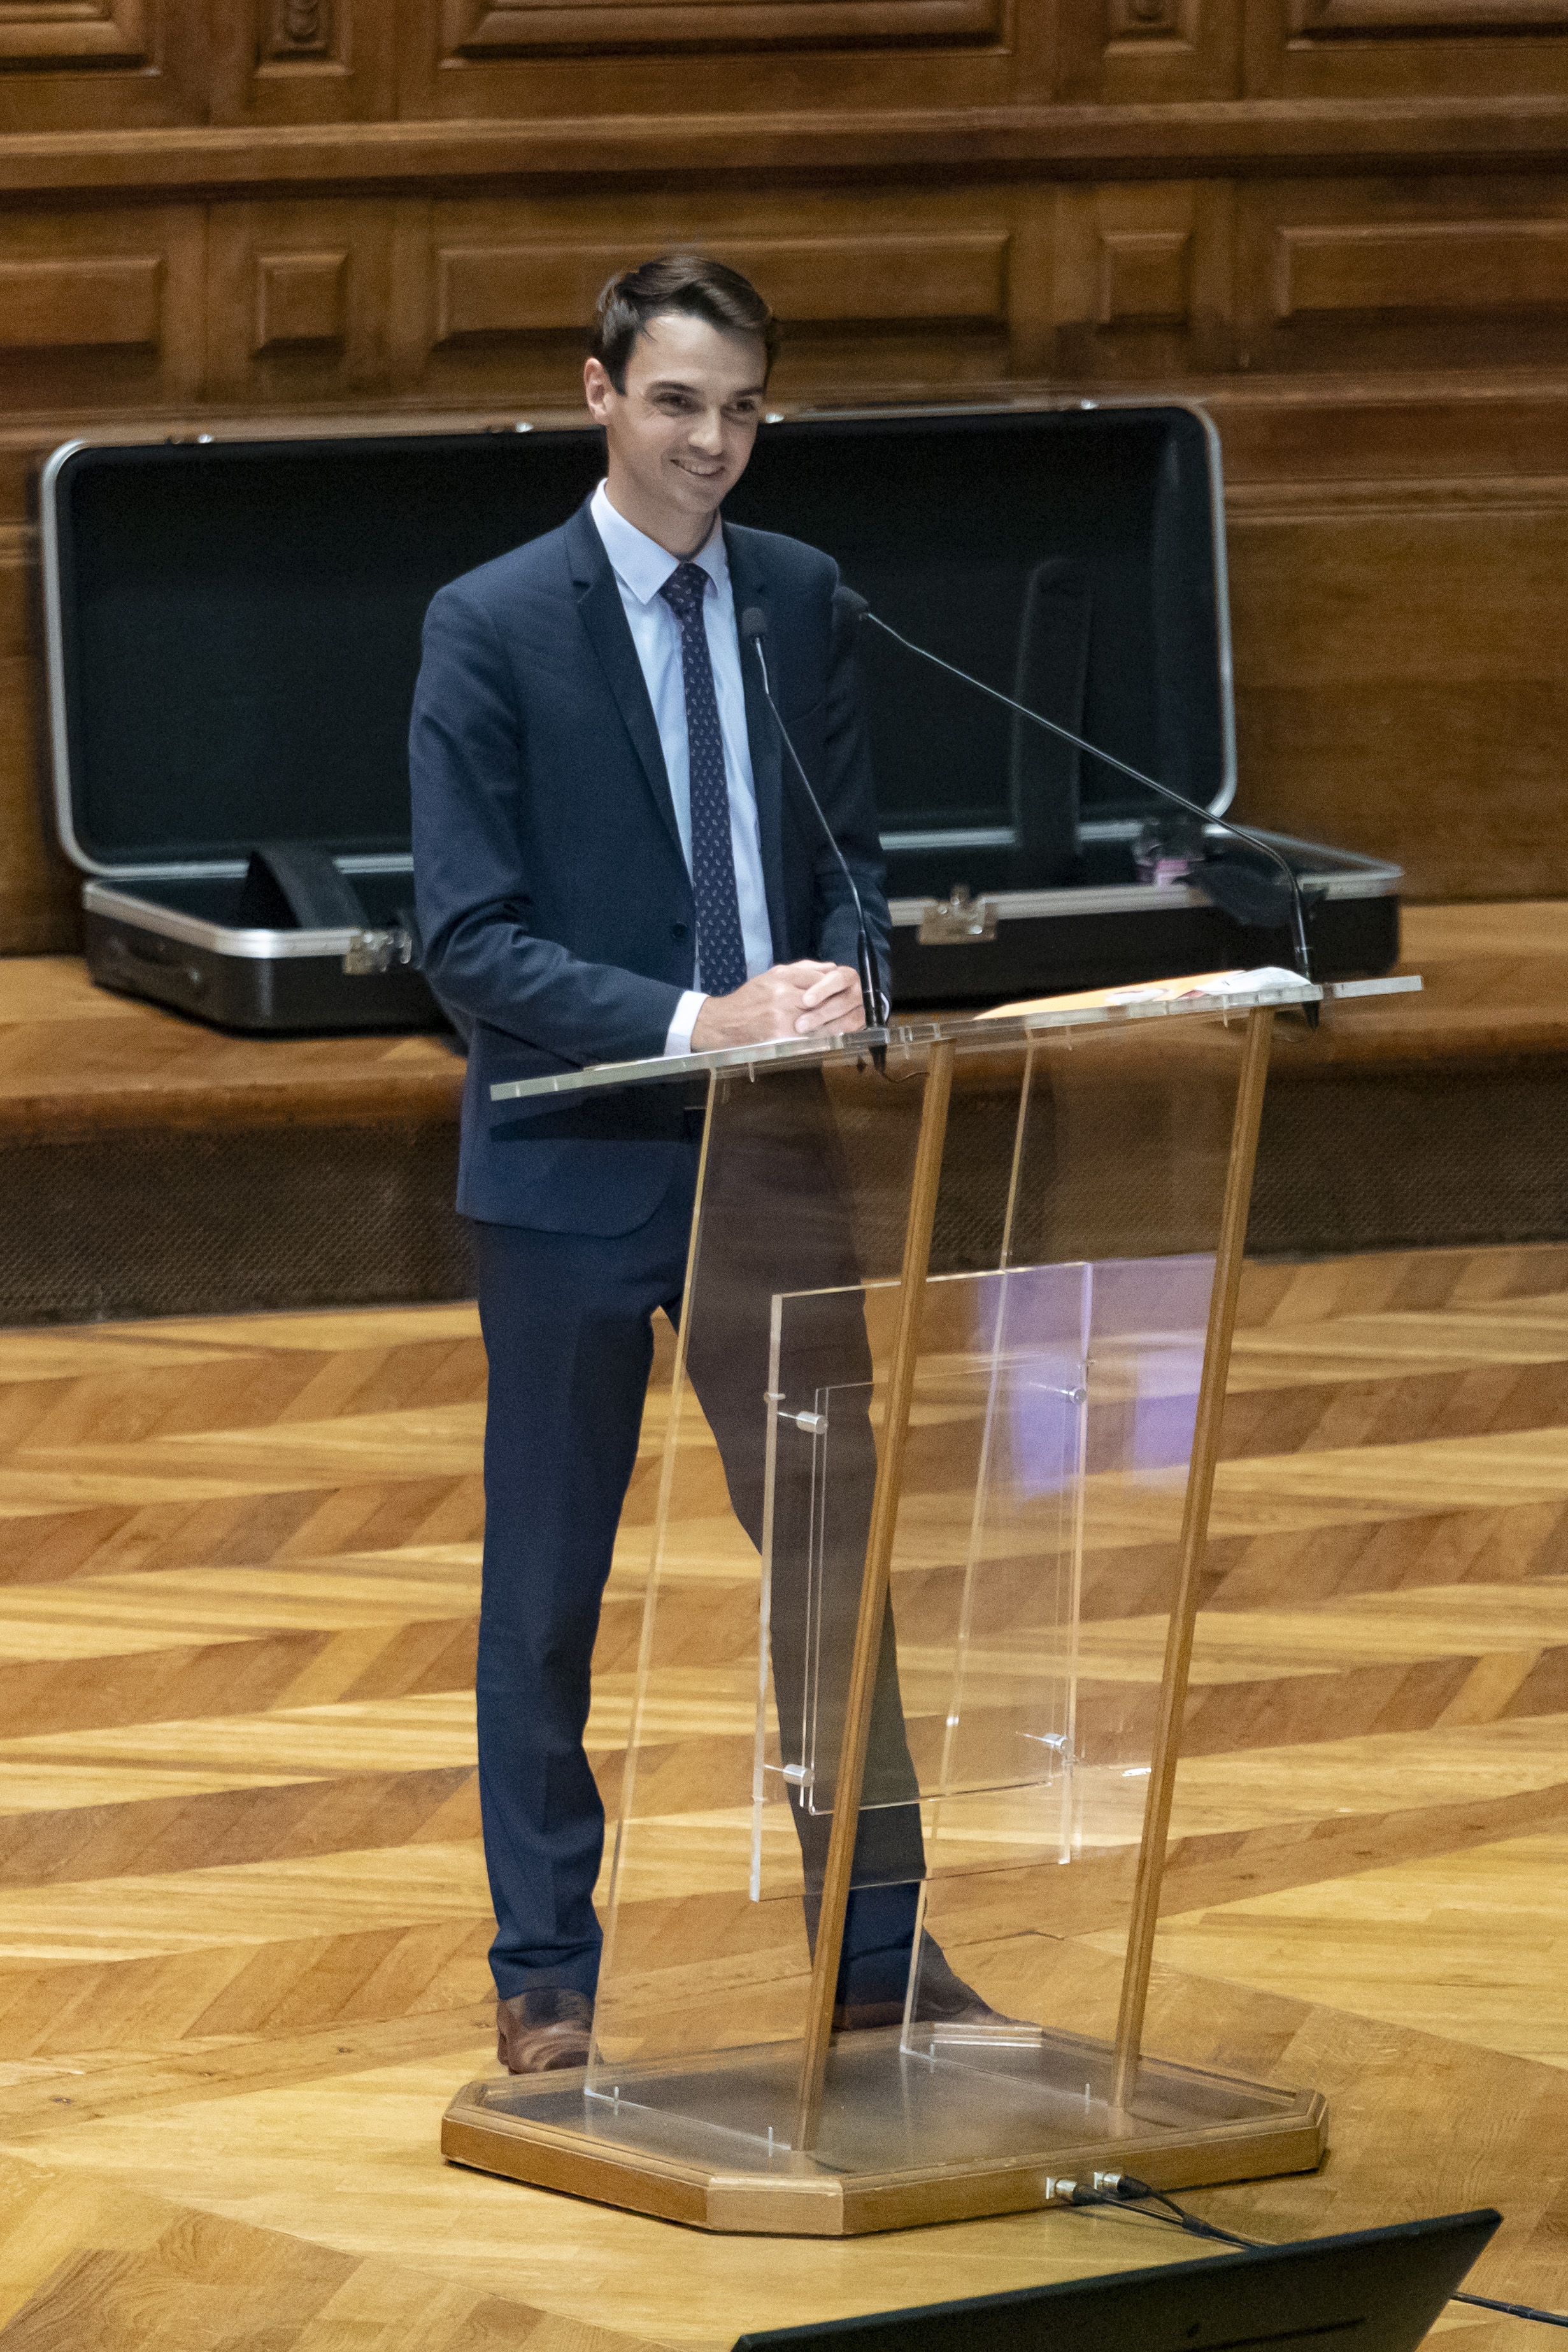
{"left": 1448, "top": 2291, "right": 1568, "bottom": 2328}
{"left": 1054, "top": 2176, "right": 1568, "bottom": 2331}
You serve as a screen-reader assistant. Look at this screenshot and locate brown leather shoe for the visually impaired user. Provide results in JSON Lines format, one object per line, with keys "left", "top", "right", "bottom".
{"left": 495, "top": 1986, "right": 593, "bottom": 2074}
{"left": 834, "top": 1944, "right": 1008, "bottom": 2034}
{"left": 911, "top": 1944, "right": 1008, "bottom": 2028}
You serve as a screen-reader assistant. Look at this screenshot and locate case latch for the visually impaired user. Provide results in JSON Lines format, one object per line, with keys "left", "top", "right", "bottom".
{"left": 343, "top": 926, "right": 415, "bottom": 976}
{"left": 918, "top": 886, "right": 997, "bottom": 946}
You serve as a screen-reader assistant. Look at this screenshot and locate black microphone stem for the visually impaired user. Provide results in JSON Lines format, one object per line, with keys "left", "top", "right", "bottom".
{"left": 746, "top": 628, "right": 883, "bottom": 1039}
{"left": 858, "top": 606, "right": 1317, "bottom": 1018}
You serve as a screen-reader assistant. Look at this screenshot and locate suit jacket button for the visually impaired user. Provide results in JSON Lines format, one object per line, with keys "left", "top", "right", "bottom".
{"left": 671, "top": 922, "right": 688, "bottom": 939}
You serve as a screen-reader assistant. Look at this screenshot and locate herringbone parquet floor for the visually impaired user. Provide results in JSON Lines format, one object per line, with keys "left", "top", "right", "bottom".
{"left": 1, "top": 1246, "right": 1567, "bottom": 2347}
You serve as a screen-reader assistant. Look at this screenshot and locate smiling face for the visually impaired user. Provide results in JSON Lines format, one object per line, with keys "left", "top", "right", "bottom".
{"left": 583, "top": 309, "right": 767, "bottom": 558}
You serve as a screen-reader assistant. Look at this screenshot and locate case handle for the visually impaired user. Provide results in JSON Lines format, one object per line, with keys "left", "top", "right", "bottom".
{"left": 237, "top": 843, "right": 367, "bottom": 932}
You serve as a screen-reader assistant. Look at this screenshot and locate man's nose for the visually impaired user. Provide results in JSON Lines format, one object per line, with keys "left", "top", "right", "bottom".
{"left": 689, "top": 406, "right": 725, "bottom": 453}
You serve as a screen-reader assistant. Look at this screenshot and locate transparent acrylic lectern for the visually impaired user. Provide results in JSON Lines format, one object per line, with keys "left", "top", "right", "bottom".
{"left": 443, "top": 976, "right": 1331, "bottom": 2234}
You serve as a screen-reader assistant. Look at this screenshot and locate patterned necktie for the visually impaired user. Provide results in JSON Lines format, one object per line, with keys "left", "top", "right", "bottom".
{"left": 659, "top": 560, "right": 748, "bottom": 999}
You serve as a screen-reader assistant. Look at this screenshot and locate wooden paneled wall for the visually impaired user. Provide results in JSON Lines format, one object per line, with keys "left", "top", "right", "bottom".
{"left": 1, "top": 0, "right": 1566, "bottom": 952}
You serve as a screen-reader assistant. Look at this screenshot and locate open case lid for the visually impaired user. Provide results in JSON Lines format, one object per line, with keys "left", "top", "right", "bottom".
{"left": 39, "top": 400, "right": 1233, "bottom": 884}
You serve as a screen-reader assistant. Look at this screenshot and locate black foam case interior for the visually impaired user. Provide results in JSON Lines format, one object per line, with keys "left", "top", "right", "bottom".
{"left": 52, "top": 408, "right": 1225, "bottom": 903}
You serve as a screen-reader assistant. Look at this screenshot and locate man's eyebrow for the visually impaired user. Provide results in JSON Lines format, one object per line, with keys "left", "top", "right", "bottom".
{"left": 643, "top": 374, "right": 766, "bottom": 398}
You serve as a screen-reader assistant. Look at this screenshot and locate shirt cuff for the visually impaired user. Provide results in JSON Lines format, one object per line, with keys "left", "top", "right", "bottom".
{"left": 663, "top": 990, "right": 707, "bottom": 1057}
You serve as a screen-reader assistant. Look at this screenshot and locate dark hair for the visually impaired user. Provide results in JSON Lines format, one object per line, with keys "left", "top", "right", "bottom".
{"left": 590, "top": 253, "right": 780, "bottom": 393}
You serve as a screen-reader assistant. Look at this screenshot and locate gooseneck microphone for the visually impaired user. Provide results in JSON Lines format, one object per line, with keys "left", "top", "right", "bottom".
{"left": 841, "top": 592, "right": 1316, "bottom": 1004}
{"left": 739, "top": 606, "right": 885, "bottom": 1034}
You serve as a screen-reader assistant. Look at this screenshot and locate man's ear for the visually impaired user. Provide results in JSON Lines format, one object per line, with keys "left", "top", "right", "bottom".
{"left": 583, "top": 356, "right": 615, "bottom": 422}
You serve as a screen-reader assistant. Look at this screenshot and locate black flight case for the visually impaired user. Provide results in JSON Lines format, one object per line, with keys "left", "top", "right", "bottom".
{"left": 39, "top": 402, "right": 1399, "bottom": 1034}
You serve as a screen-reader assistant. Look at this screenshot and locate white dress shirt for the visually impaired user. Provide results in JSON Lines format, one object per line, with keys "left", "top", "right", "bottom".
{"left": 589, "top": 481, "right": 774, "bottom": 1057}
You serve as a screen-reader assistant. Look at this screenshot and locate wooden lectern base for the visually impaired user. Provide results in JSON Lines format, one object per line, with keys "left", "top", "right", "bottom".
{"left": 441, "top": 2026, "right": 1326, "bottom": 2237}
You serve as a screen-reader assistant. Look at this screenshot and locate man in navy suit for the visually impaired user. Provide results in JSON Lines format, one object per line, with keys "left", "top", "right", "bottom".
{"left": 411, "top": 257, "right": 980, "bottom": 2072}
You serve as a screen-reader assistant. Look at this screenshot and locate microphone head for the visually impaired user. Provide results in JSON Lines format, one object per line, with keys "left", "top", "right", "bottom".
{"left": 739, "top": 606, "right": 768, "bottom": 643}
{"left": 837, "top": 587, "right": 871, "bottom": 624}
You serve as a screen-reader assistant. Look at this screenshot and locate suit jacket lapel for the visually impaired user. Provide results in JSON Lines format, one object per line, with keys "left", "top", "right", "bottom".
{"left": 725, "top": 524, "right": 789, "bottom": 959}
{"left": 565, "top": 501, "right": 684, "bottom": 866}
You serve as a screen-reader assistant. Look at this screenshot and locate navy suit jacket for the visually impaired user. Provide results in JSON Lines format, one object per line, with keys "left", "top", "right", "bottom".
{"left": 410, "top": 495, "right": 890, "bottom": 1234}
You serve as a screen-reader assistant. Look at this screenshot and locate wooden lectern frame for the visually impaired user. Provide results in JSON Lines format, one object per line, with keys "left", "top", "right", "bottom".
{"left": 444, "top": 978, "right": 1331, "bottom": 2234}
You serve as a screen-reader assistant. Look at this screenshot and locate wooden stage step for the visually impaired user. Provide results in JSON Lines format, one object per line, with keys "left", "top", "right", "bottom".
{"left": 1255, "top": 901, "right": 1568, "bottom": 1262}
{"left": 0, "top": 959, "right": 469, "bottom": 1325}
{"left": 0, "top": 902, "right": 1563, "bottom": 1323}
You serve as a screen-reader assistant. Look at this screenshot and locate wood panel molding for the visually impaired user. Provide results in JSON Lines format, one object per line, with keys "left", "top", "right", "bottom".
{"left": 0, "top": 256, "right": 161, "bottom": 350}
{"left": 1274, "top": 220, "right": 1568, "bottom": 317}
{"left": 1105, "top": 0, "right": 1201, "bottom": 42}
{"left": 9, "top": 101, "right": 1568, "bottom": 195}
{"left": 435, "top": 231, "right": 1009, "bottom": 341}
{"left": 0, "top": 11, "right": 1564, "bottom": 949}
{"left": 1097, "top": 227, "right": 1192, "bottom": 323}
{"left": 1226, "top": 471, "right": 1568, "bottom": 518}
{"left": 254, "top": 249, "right": 347, "bottom": 347}
{"left": 0, "top": 0, "right": 148, "bottom": 66}
{"left": 439, "top": 0, "right": 1001, "bottom": 55}
{"left": 236, "top": 1, "right": 373, "bottom": 126}
{"left": 2, "top": 101, "right": 1568, "bottom": 194}
{"left": 1289, "top": 0, "right": 1568, "bottom": 30}
{"left": 261, "top": 0, "right": 334, "bottom": 56}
